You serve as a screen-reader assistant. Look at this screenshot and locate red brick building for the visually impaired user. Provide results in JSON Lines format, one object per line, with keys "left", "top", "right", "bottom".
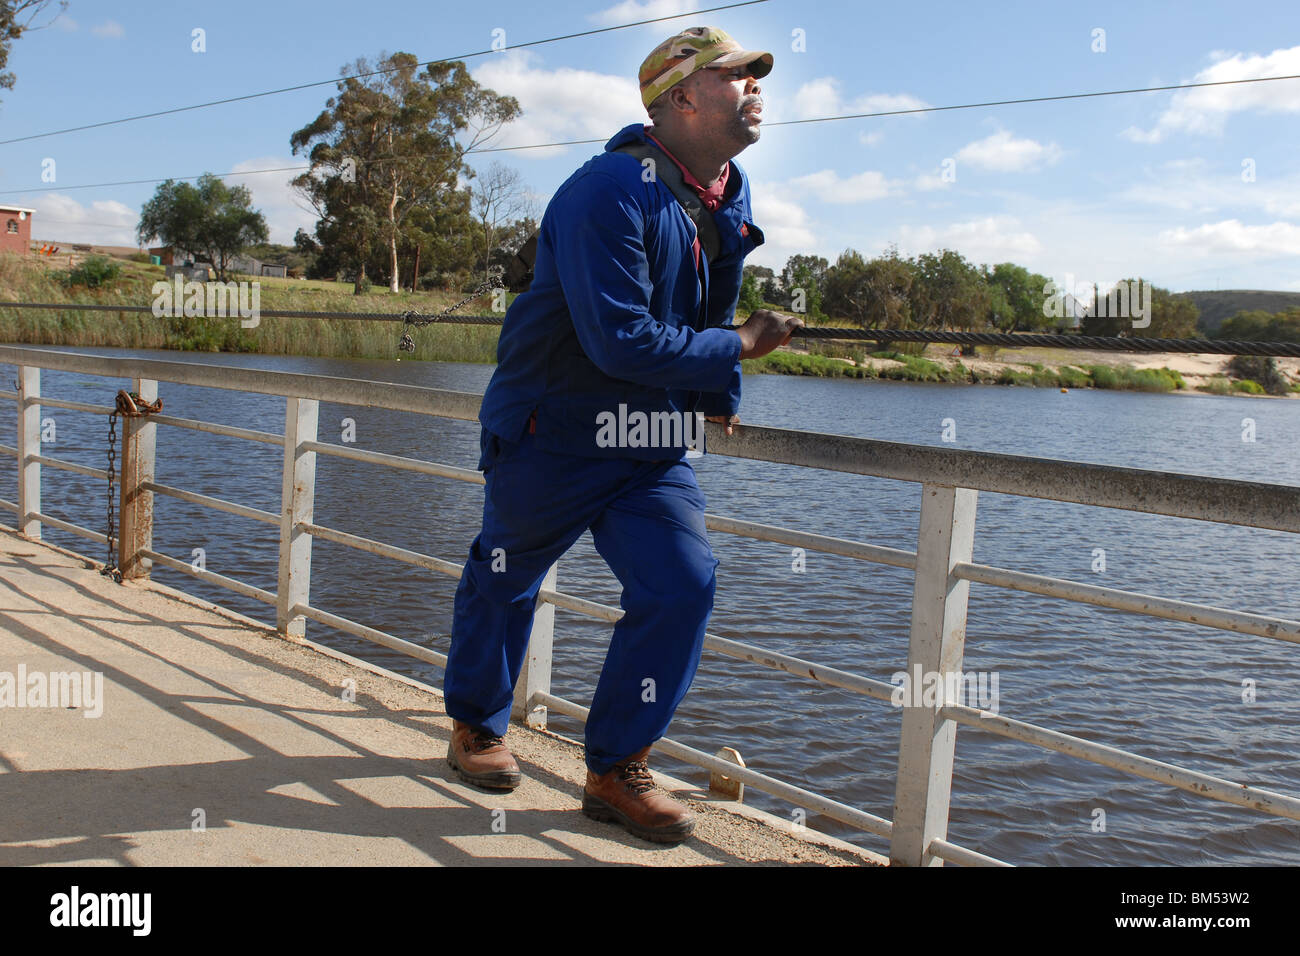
{"left": 0, "top": 206, "right": 34, "bottom": 256}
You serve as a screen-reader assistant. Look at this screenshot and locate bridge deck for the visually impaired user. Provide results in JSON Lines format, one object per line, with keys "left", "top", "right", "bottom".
{"left": 0, "top": 528, "right": 880, "bottom": 866}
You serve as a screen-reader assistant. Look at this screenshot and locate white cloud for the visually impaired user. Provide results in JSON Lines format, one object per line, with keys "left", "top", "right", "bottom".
{"left": 226, "top": 157, "right": 319, "bottom": 245}
{"left": 91, "top": 20, "right": 124, "bottom": 39}
{"left": 1123, "top": 45, "right": 1300, "bottom": 143}
{"left": 589, "top": 0, "right": 699, "bottom": 27}
{"left": 954, "top": 130, "right": 1062, "bottom": 173}
{"left": 1118, "top": 159, "right": 1300, "bottom": 218}
{"left": 787, "top": 168, "right": 899, "bottom": 203}
{"left": 858, "top": 130, "right": 885, "bottom": 148}
{"left": 1157, "top": 219, "right": 1300, "bottom": 257}
{"left": 897, "top": 216, "right": 1041, "bottom": 262}
{"left": 747, "top": 185, "right": 817, "bottom": 265}
{"left": 789, "top": 77, "right": 929, "bottom": 121}
{"left": 52, "top": 15, "right": 77, "bottom": 32}
{"left": 470, "top": 49, "right": 642, "bottom": 156}
{"left": 913, "top": 170, "right": 952, "bottom": 192}
{"left": 28, "top": 194, "right": 137, "bottom": 245}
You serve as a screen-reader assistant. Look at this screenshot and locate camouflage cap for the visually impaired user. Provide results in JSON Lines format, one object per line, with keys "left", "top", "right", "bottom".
{"left": 639, "top": 26, "right": 772, "bottom": 110}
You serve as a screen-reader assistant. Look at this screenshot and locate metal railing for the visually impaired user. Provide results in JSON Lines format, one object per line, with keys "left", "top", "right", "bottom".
{"left": 3, "top": 343, "right": 1300, "bottom": 867}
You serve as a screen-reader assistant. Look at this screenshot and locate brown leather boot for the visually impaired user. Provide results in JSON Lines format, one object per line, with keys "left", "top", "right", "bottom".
{"left": 581, "top": 747, "right": 695, "bottom": 844}
{"left": 447, "top": 720, "right": 522, "bottom": 791}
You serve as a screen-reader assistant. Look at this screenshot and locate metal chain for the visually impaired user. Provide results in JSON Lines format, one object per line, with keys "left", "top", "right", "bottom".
{"left": 102, "top": 410, "right": 121, "bottom": 583}
{"left": 398, "top": 266, "right": 505, "bottom": 353}
{"left": 100, "top": 390, "right": 163, "bottom": 585}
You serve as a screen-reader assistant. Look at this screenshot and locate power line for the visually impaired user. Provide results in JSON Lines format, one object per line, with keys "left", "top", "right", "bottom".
{"left": 767, "top": 72, "right": 1300, "bottom": 129}
{"left": 0, "top": 0, "right": 769, "bottom": 147}
{"left": 471, "top": 72, "right": 1300, "bottom": 152}
{"left": 3, "top": 71, "right": 1298, "bottom": 197}
{"left": 0, "top": 166, "right": 310, "bottom": 196}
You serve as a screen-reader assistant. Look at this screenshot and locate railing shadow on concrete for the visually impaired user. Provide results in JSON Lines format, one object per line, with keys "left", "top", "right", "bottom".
{"left": 3, "top": 343, "right": 1299, "bottom": 867}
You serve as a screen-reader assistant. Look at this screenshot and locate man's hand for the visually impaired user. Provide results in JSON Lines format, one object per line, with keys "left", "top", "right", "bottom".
{"left": 736, "top": 309, "right": 804, "bottom": 360}
{"left": 704, "top": 413, "right": 740, "bottom": 436}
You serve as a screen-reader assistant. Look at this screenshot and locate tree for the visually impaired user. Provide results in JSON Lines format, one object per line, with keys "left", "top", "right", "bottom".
{"left": 781, "top": 254, "right": 828, "bottom": 318}
{"left": 404, "top": 183, "right": 477, "bottom": 291}
{"left": 824, "top": 247, "right": 915, "bottom": 335}
{"left": 912, "top": 248, "right": 989, "bottom": 333}
{"left": 290, "top": 52, "right": 520, "bottom": 294}
{"left": 1218, "top": 308, "right": 1300, "bottom": 344}
{"left": 137, "top": 174, "right": 268, "bottom": 281}
{"left": 760, "top": 276, "right": 784, "bottom": 308}
{"left": 1147, "top": 285, "right": 1199, "bottom": 339}
{"left": 487, "top": 214, "right": 538, "bottom": 279}
{"left": 1081, "top": 279, "right": 1199, "bottom": 339}
{"left": 984, "top": 262, "right": 1054, "bottom": 331}
{"left": 737, "top": 272, "right": 763, "bottom": 314}
{"left": 0, "top": 1, "right": 64, "bottom": 103}
{"left": 470, "top": 161, "right": 535, "bottom": 283}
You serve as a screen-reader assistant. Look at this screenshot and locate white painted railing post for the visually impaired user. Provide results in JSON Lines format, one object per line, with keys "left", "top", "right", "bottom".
{"left": 512, "top": 562, "right": 556, "bottom": 730}
{"left": 16, "top": 365, "right": 40, "bottom": 539}
{"left": 117, "top": 377, "right": 157, "bottom": 580}
{"left": 890, "top": 483, "right": 978, "bottom": 866}
{"left": 277, "top": 397, "right": 318, "bottom": 640}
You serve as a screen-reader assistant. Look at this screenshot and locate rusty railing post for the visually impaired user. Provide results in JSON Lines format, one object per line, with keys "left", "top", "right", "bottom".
{"left": 117, "top": 378, "right": 157, "bottom": 579}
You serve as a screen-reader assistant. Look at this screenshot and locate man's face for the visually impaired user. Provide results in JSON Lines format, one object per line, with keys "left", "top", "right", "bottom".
{"left": 686, "top": 63, "right": 764, "bottom": 148}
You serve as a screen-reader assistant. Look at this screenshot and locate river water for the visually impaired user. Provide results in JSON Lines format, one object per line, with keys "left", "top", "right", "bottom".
{"left": 2, "top": 346, "right": 1298, "bottom": 866}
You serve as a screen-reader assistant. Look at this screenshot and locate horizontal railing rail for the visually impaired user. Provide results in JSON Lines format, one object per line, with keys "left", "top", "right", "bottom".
{"left": 3, "top": 343, "right": 1299, "bottom": 868}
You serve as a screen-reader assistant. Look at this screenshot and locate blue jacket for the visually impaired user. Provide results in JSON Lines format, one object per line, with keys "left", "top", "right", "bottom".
{"left": 477, "top": 122, "right": 766, "bottom": 462}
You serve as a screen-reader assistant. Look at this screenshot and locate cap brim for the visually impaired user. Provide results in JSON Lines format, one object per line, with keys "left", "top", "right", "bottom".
{"left": 710, "top": 49, "right": 773, "bottom": 78}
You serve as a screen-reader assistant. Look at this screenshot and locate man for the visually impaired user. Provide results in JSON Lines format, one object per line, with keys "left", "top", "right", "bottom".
{"left": 442, "top": 25, "right": 803, "bottom": 844}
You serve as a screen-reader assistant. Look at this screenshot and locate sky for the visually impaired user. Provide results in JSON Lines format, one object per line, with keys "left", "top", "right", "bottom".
{"left": 2, "top": 0, "right": 1299, "bottom": 294}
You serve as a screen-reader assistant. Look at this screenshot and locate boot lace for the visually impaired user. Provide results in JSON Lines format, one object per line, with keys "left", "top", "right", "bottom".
{"left": 470, "top": 729, "right": 505, "bottom": 752}
{"left": 619, "top": 759, "right": 656, "bottom": 795}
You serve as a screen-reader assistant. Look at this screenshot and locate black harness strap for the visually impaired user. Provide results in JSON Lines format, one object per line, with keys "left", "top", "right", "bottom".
{"left": 504, "top": 140, "right": 722, "bottom": 293}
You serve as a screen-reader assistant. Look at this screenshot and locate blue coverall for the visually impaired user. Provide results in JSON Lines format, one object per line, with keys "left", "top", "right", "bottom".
{"left": 443, "top": 122, "right": 765, "bottom": 774}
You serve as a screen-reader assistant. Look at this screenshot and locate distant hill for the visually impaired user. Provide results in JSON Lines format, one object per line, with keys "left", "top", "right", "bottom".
{"left": 1175, "top": 290, "right": 1300, "bottom": 334}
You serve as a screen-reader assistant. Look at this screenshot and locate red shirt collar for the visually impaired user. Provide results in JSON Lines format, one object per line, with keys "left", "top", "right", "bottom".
{"left": 643, "top": 126, "right": 730, "bottom": 211}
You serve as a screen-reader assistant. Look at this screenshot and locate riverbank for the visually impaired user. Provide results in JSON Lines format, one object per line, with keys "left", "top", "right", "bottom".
{"left": 3, "top": 252, "right": 1296, "bottom": 397}
{"left": 767, "top": 341, "right": 1300, "bottom": 397}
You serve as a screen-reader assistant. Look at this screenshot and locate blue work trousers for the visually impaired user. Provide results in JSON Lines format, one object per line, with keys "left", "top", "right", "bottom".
{"left": 443, "top": 426, "right": 717, "bottom": 775}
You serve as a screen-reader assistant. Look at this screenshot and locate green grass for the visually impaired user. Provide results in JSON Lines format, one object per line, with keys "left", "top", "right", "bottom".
{"left": 0, "top": 252, "right": 506, "bottom": 363}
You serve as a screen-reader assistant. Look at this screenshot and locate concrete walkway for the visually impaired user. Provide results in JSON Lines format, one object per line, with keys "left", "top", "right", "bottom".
{"left": 0, "top": 528, "right": 882, "bottom": 866}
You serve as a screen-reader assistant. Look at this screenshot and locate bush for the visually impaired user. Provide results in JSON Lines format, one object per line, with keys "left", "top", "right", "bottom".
{"left": 1127, "top": 367, "right": 1182, "bottom": 392}
{"left": 996, "top": 368, "right": 1033, "bottom": 386}
{"left": 63, "top": 255, "right": 122, "bottom": 289}
{"left": 902, "top": 355, "right": 947, "bottom": 381}
{"left": 1199, "top": 376, "right": 1233, "bottom": 395}
{"left": 1057, "top": 365, "right": 1090, "bottom": 388}
{"left": 1083, "top": 364, "right": 1180, "bottom": 392}
{"left": 1228, "top": 355, "right": 1289, "bottom": 395}
{"left": 1087, "top": 364, "right": 1118, "bottom": 389}
{"left": 1233, "top": 379, "right": 1265, "bottom": 394}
